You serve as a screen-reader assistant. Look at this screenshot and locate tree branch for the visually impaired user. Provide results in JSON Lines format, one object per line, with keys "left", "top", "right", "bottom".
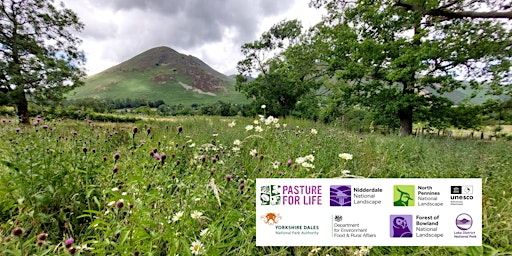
{"left": 395, "top": 0, "right": 512, "bottom": 19}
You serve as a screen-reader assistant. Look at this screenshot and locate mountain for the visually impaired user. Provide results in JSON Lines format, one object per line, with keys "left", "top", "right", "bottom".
{"left": 67, "top": 46, "right": 249, "bottom": 105}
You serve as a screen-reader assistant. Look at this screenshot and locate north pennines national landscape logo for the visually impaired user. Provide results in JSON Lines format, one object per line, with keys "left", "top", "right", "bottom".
{"left": 260, "top": 185, "right": 281, "bottom": 205}
{"left": 393, "top": 185, "right": 415, "bottom": 206}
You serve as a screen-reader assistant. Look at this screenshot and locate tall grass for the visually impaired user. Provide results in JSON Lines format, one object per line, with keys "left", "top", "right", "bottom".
{"left": 0, "top": 115, "right": 510, "bottom": 255}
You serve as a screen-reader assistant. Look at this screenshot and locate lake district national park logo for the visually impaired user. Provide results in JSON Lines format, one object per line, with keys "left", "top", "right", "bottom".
{"left": 260, "top": 185, "right": 281, "bottom": 205}
{"left": 393, "top": 185, "right": 415, "bottom": 206}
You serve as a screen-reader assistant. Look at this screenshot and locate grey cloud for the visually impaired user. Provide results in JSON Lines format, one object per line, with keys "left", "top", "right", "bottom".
{"left": 85, "top": 0, "right": 295, "bottom": 47}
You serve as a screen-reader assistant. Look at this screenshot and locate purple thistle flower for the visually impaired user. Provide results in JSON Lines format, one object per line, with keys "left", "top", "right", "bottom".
{"left": 71, "top": 130, "right": 78, "bottom": 135}
{"left": 15, "top": 127, "right": 20, "bottom": 132}
{"left": 154, "top": 153, "right": 161, "bottom": 160}
{"left": 226, "top": 174, "right": 233, "bottom": 181}
{"left": 65, "top": 238, "right": 74, "bottom": 247}
{"left": 42, "top": 124, "right": 49, "bottom": 129}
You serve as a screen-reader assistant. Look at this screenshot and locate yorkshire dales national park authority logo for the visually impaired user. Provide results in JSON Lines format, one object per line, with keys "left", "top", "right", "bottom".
{"left": 260, "top": 185, "right": 281, "bottom": 205}
{"left": 261, "top": 212, "right": 282, "bottom": 225}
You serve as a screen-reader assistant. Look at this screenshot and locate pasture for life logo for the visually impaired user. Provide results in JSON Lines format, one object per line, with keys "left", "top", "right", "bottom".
{"left": 260, "top": 185, "right": 322, "bottom": 206}
{"left": 393, "top": 185, "right": 415, "bottom": 206}
{"left": 260, "top": 185, "right": 282, "bottom": 205}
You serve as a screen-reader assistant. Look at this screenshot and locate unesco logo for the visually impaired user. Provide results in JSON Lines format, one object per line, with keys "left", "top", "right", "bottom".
{"left": 450, "top": 186, "right": 473, "bottom": 200}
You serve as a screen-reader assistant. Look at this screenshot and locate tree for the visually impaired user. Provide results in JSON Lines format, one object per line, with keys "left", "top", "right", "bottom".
{"left": 236, "top": 19, "right": 324, "bottom": 117}
{"left": 308, "top": 0, "right": 512, "bottom": 135}
{"left": 0, "top": 0, "right": 85, "bottom": 124}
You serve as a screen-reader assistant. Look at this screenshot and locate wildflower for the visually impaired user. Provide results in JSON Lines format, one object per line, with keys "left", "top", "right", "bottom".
{"left": 200, "top": 228, "right": 209, "bottom": 236}
{"left": 114, "top": 153, "right": 120, "bottom": 161}
{"left": 278, "top": 171, "right": 283, "bottom": 175}
{"left": 253, "top": 119, "right": 259, "bottom": 124}
{"left": 249, "top": 149, "right": 258, "bottom": 157}
{"left": 113, "top": 167, "right": 120, "bottom": 174}
{"left": 172, "top": 211, "right": 184, "bottom": 222}
{"left": 295, "top": 157, "right": 306, "bottom": 164}
{"left": 261, "top": 104, "right": 266, "bottom": 109}
{"left": 232, "top": 147, "right": 240, "bottom": 152}
{"left": 107, "top": 201, "right": 116, "bottom": 207}
{"left": 132, "top": 127, "right": 138, "bottom": 134}
{"left": 154, "top": 153, "right": 161, "bottom": 160}
{"left": 190, "top": 240, "right": 205, "bottom": 255}
{"left": 36, "top": 240, "right": 45, "bottom": 247}
{"left": 310, "top": 246, "right": 322, "bottom": 254}
{"left": 11, "top": 227, "right": 24, "bottom": 237}
{"left": 226, "top": 174, "right": 233, "bottom": 181}
{"left": 71, "top": 130, "right": 78, "bottom": 135}
{"left": 82, "top": 147, "right": 88, "bottom": 154}
{"left": 238, "top": 217, "right": 245, "bottom": 222}
{"left": 42, "top": 124, "right": 49, "bottom": 129}
{"left": 342, "top": 170, "right": 351, "bottom": 175}
{"left": 15, "top": 127, "right": 20, "bottom": 132}
{"left": 339, "top": 153, "right": 353, "bottom": 160}
{"left": 37, "top": 233, "right": 48, "bottom": 241}
{"left": 177, "top": 126, "right": 183, "bottom": 133}
{"left": 310, "top": 128, "right": 318, "bottom": 135}
{"left": 286, "top": 159, "right": 293, "bottom": 167}
{"left": 245, "top": 125, "right": 254, "bottom": 131}
{"left": 302, "top": 162, "right": 315, "bottom": 169}
{"left": 116, "top": 199, "right": 124, "bottom": 209}
{"left": 272, "top": 161, "right": 280, "bottom": 169}
{"left": 111, "top": 187, "right": 119, "bottom": 191}
{"left": 65, "top": 238, "right": 74, "bottom": 248}
{"left": 68, "top": 247, "right": 77, "bottom": 254}
{"left": 191, "top": 210, "right": 203, "bottom": 219}
{"left": 175, "top": 231, "right": 182, "bottom": 236}
{"left": 233, "top": 139, "right": 241, "bottom": 146}
{"left": 275, "top": 123, "right": 281, "bottom": 128}
{"left": 228, "top": 121, "right": 236, "bottom": 127}
{"left": 255, "top": 126, "right": 263, "bottom": 132}
{"left": 305, "top": 154, "right": 315, "bottom": 162}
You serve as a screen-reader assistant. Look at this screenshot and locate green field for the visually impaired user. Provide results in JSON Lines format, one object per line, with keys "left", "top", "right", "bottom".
{"left": 0, "top": 115, "right": 510, "bottom": 255}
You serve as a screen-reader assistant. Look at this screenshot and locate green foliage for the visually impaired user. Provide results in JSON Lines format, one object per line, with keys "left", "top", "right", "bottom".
{"left": 294, "top": 0, "right": 512, "bottom": 135}
{"left": 0, "top": 0, "right": 86, "bottom": 124}
{"left": 0, "top": 116, "right": 511, "bottom": 255}
{"left": 236, "top": 20, "right": 323, "bottom": 117}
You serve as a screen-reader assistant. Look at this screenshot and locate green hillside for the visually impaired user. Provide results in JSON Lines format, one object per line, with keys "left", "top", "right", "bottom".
{"left": 68, "top": 46, "right": 249, "bottom": 105}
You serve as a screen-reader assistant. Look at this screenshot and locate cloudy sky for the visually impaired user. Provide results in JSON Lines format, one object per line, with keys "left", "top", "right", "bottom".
{"left": 60, "top": 0, "right": 325, "bottom": 76}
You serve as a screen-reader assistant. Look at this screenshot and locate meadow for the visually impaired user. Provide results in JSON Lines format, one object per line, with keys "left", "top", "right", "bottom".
{"left": 0, "top": 114, "right": 510, "bottom": 255}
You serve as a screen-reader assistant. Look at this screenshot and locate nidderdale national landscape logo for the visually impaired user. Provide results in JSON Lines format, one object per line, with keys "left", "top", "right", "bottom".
{"left": 393, "top": 185, "right": 415, "bottom": 206}
{"left": 330, "top": 185, "right": 351, "bottom": 206}
{"left": 260, "top": 185, "right": 281, "bottom": 205}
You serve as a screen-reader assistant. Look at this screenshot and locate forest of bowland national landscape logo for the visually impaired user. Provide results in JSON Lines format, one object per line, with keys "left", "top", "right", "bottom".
{"left": 260, "top": 184, "right": 322, "bottom": 206}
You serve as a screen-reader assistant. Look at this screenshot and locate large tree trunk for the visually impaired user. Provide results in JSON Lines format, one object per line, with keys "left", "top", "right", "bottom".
{"left": 398, "top": 105, "right": 413, "bottom": 136}
{"left": 14, "top": 86, "right": 30, "bottom": 125}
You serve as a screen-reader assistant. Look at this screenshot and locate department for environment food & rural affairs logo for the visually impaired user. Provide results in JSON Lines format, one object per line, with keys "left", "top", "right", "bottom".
{"left": 330, "top": 185, "right": 351, "bottom": 206}
{"left": 390, "top": 215, "right": 413, "bottom": 238}
{"left": 260, "top": 185, "right": 281, "bottom": 205}
{"left": 260, "top": 212, "right": 282, "bottom": 225}
{"left": 393, "top": 185, "right": 415, "bottom": 206}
